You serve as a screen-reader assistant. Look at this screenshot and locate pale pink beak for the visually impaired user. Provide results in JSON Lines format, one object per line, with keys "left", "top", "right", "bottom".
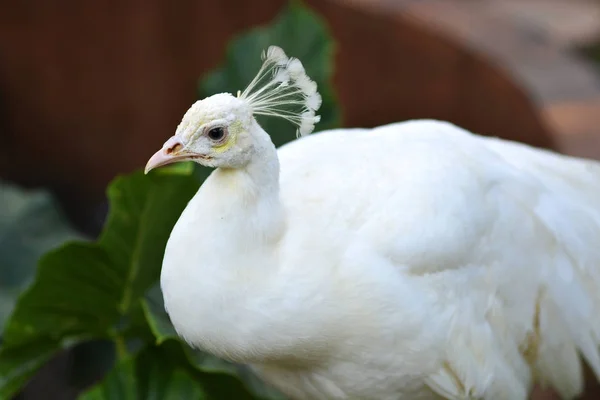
{"left": 145, "top": 136, "right": 191, "bottom": 174}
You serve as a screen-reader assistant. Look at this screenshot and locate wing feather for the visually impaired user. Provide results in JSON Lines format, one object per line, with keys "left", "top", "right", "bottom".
{"left": 278, "top": 120, "right": 600, "bottom": 398}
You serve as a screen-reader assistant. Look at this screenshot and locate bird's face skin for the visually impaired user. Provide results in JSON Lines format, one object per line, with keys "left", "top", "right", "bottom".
{"left": 145, "top": 93, "right": 255, "bottom": 173}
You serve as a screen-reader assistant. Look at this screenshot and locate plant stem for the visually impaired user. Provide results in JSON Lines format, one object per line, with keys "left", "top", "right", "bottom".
{"left": 114, "top": 334, "right": 128, "bottom": 360}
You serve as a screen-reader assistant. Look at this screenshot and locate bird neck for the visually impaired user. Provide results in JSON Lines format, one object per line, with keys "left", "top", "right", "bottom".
{"left": 194, "top": 123, "right": 285, "bottom": 248}
{"left": 161, "top": 128, "right": 291, "bottom": 363}
{"left": 222, "top": 123, "right": 281, "bottom": 198}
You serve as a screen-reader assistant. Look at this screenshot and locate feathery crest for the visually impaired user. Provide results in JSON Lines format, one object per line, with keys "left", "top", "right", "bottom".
{"left": 239, "top": 46, "right": 322, "bottom": 137}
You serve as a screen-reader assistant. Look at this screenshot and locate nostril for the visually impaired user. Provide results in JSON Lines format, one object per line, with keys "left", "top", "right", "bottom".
{"left": 166, "top": 143, "right": 182, "bottom": 154}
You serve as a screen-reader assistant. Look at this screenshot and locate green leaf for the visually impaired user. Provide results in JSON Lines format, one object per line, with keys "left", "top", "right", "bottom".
{"left": 139, "top": 286, "right": 178, "bottom": 345}
{"left": 0, "top": 181, "right": 83, "bottom": 330}
{"left": 79, "top": 342, "right": 206, "bottom": 400}
{"left": 0, "top": 337, "right": 63, "bottom": 399}
{"left": 0, "top": 167, "right": 200, "bottom": 398}
{"left": 157, "top": 340, "right": 262, "bottom": 400}
{"left": 80, "top": 324, "right": 264, "bottom": 400}
{"left": 200, "top": 0, "right": 340, "bottom": 149}
{"left": 99, "top": 171, "right": 198, "bottom": 313}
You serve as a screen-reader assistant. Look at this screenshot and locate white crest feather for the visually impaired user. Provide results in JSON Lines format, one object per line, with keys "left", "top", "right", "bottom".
{"left": 239, "top": 46, "right": 322, "bottom": 137}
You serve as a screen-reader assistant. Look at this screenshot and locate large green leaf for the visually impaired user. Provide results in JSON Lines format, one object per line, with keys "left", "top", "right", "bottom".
{"left": 200, "top": 0, "right": 340, "bottom": 149}
{"left": 79, "top": 342, "right": 206, "bottom": 400}
{"left": 0, "top": 337, "right": 65, "bottom": 399}
{"left": 0, "top": 165, "right": 200, "bottom": 399}
{"left": 0, "top": 181, "right": 83, "bottom": 330}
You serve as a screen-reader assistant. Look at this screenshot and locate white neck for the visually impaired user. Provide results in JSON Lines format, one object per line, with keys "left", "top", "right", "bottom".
{"left": 161, "top": 123, "right": 292, "bottom": 363}
{"left": 202, "top": 122, "right": 285, "bottom": 247}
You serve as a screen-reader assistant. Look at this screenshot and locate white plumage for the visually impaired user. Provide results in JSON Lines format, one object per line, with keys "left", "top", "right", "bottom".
{"left": 145, "top": 46, "right": 600, "bottom": 400}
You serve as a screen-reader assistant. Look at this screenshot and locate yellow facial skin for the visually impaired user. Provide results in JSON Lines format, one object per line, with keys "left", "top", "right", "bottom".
{"left": 211, "top": 120, "right": 243, "bottom": 155}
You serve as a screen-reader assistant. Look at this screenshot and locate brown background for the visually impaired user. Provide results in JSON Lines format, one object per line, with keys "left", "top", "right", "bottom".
{"left": 5, "top": 0, "right": 600, "bottom": 202}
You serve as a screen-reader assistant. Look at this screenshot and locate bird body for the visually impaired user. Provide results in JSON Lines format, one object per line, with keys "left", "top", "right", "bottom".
{"left": 146, "top": 47, "right": 600, "bottom": 399}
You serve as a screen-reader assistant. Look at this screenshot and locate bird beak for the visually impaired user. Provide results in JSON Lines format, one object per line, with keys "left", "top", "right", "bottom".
{"left": 145, "top": 135, "right": 191, "bottom": 174}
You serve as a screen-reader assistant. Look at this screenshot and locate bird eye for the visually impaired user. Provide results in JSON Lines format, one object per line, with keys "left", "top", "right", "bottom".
{"left": 207, "top": 127, "right": 226, "bottom": 141}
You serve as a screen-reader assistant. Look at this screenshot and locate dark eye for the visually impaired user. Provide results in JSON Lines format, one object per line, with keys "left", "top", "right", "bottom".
{"left": 207, "top": 127, "right": 226, "bottom": 141}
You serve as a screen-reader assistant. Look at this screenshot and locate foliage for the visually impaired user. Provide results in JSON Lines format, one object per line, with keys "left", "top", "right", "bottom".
{"left": 0, "top": 167, "right": 201, "bottom": 399}
{"left": 0, "top": 182, "right": 83, "bottom": 331}
{"left": 0, "top": 1, "right": 338, "bottom": 399}
{"left": 79, "top": 342, "right": 207, "bottom": 400}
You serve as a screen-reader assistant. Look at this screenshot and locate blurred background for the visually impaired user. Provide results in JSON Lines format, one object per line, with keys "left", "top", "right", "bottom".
{"left": 4, "top": 0, "right": 600, "bottom": 232}
{"left": 3, "top": 0, "right": 600, "bottom": 399}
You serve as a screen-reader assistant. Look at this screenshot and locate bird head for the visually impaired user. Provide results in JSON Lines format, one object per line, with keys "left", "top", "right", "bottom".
{"left": 145, "top": 46, "right": 322, "bottom": 173}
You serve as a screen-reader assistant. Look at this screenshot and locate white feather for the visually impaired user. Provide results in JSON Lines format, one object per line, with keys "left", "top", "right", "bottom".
{"left": 264, "top": 45, "right": 288, "bottom": 65}
{"left": 239, "top": 46, "right": 322, "bottom": 138}
{"left": 306, "top": 93, "right": 322, "bottom": 112}
{"left": 286, "top": 58, "right": 305, "bottom": 79}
